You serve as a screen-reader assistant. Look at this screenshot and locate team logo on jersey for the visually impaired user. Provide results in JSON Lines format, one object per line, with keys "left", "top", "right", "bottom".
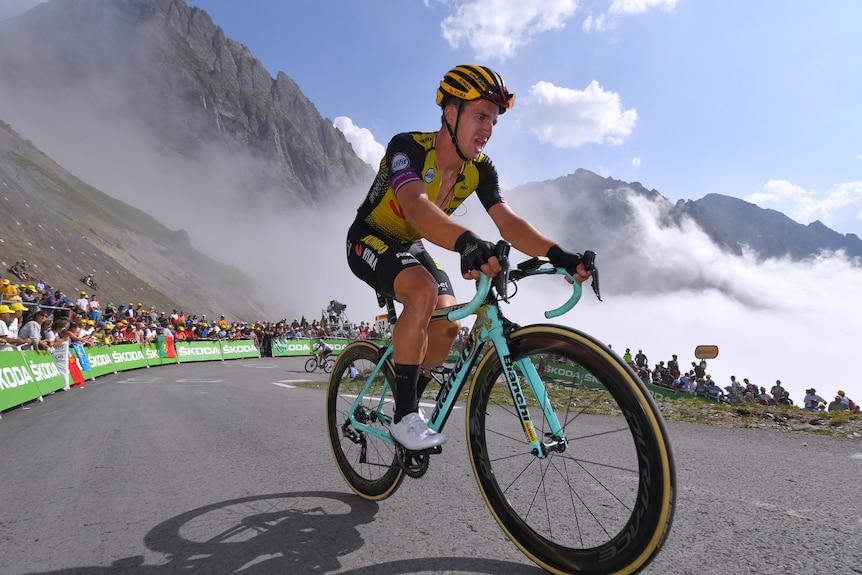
{"left": 391, "top": 152, "right": 410, "bottom": 172}
{"left": 423, "top": 167, "right": 436, "bottom": 183}
{"left": 389, "top": 200, "right": 404, "bottom": 219}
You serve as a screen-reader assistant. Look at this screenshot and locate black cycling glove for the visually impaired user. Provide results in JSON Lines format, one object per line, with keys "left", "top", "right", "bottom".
{"left": 546, "top": 244, "right": 585, "bottom": 274}
{"left": 454, "top": 230, "right": 496, "bottom": 276}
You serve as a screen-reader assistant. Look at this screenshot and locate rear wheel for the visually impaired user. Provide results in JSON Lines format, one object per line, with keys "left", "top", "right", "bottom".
{"left": 467, "top": 325, "right": 675, "bottom": 575}
{"left": 323, "top": 358, "right": 334, "bottom": 374}
{"left": 326, "top": 341, "right": 404, "bottom": 500}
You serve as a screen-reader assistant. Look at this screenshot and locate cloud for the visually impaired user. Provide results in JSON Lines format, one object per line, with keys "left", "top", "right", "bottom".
{"left": 631, "top": 156, "right": 641, "bottom": 167}
{"left": 609, "top": 0, "right": 678, "bottom": 16}
{"left": 747, "top": 179, "right": 862, "bottom": 228}
{"left": 519, "top": 80, "right": 637, "bottom": 147}
{"left": 440, "top": 0, "right": 578, "bottom": 61}
{"left": 333, "top": 116, "right": 385, "bottom": 169}
{"left": 494, "top": 183, "right": 862, "bottom": 411}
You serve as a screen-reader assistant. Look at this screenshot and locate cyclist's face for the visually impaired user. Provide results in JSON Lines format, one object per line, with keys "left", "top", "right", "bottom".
{"left": 457, "top": 99, "right": 499, "bottom": 158}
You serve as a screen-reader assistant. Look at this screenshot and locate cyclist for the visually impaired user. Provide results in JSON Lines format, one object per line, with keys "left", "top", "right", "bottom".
{"left": 314, "top": 338, "right": 333, "bottom": 365}
{"left": 346, "top": 64, "right": 591, "bottom": 451}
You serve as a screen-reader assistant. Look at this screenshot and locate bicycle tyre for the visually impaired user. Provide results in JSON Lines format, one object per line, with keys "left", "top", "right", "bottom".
{"left": 304, "top": 357, "right": 318, "bottom": 373}
{"left": 326, "top": 341, "right": 404, "bottom": 500}
{"left": 466, "top": 325, "right": 675, "bottom": 575}
{"left": 323, "top": 358, "right": 334, "bottom": 374}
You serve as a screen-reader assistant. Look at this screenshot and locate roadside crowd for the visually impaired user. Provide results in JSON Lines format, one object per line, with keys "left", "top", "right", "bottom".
{"left": 0, "top": 261, "right": 387, "bottom": 356}
{"left": 622, "top": 347, "right": 859, "bottom": 414}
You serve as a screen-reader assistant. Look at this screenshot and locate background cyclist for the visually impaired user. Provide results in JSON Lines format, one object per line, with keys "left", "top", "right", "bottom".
{"left": 346, "top": 64, "right": 590, "bottom": 451}
{"left": 314, "top": 338, "right": 333, "bottom": 365}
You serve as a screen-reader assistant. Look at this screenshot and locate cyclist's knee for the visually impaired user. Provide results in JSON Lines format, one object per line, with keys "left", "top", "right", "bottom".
{"left": 395, "top": 269, "right": 438, "bottom": 315}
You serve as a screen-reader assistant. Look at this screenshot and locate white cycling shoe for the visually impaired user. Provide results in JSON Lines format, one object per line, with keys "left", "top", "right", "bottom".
{"left": 390, "top": 412, "right": 446, "bottom": 451}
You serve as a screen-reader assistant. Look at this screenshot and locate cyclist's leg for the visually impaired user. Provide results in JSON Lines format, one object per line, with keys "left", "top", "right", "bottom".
{"left": 347, "top": 223, "right": 436, "bottom": 425}
{"left": 407, "top": 244, "right": 459, "bottom": 395}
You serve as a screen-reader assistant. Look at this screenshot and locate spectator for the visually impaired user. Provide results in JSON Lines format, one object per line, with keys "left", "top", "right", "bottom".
{"left": 89, "top": 295, "right": 102, "bottom": 322}
{"left": 0, "top": 304, "right": 16, "bottom": 350}
{"left": 2, "top": 279, "right": 21, "bottom": 302}
{"left": 667, "top": 355, "right": 680, "bottom": 380}
{"left": 836, "top": 390, "right": 859, "bottom": 414}
{"left": 76, "top": 291, "right": 90, "bottom": 318}
{"left": 770, "top": 380, "right": 786, "bottom": 404}
{"left": 758, "top": 386, "right": 774, "bottom": 405}
{"left": 20, "top": 284, "right": 39, "bottom": 306}
{"left": 623, "top": 348, "right": 633, "bottom": 364}
{"left": 9, "top": 262, "right": 27, "bottom": 281}
{"left": 827, "top": 395, "right": 848, "bottom": 412}
{"left": 706, "top": 376, "right": 722, "bottom": 401}
{"left": 803, "top": 388, "right": 827, "bottom": 411}
{"left": 3, "top": 302, "right": 31, "bottom": 347}
{"left": 43, "top": 317, "right": 70, "bottom": 349}
{"left": 18, "top": 308, "right": 51, "bottom": 351}
{"left": 634, "top": 349, "right": 648, "bottom": 369}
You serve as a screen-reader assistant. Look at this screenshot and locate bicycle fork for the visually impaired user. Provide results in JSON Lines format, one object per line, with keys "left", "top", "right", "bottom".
{"left": 485, "top": 327, "right": 569, "bottom": 458}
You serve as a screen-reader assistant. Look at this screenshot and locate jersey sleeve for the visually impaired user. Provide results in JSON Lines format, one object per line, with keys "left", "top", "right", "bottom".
{"left": 473, "top": 155, "right": 506, "bottom": 211}
{"left": 386, "top": 133, "right": 424, "bottom": 194}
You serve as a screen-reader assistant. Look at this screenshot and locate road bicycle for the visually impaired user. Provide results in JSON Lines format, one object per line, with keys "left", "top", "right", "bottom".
{"left": 305, "top": 352, "right": 333, "bottom": 374}
{"left": 327, "top": 242, "right": 675, "bottom": 575}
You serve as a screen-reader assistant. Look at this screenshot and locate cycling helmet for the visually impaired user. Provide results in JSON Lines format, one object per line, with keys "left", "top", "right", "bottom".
{"left": 436, "top": 64, "right": 515, "bottom": 114}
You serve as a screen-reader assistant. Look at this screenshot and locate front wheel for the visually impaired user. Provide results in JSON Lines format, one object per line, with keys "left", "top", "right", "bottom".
{"left": 304, "top": 357, "right": 318, "bottom": 373}
{"left": 467, "top": 325, "right": 675, "bottom": 575}
{"left": 326, "top": 341, "right": 404, "bottom": 500}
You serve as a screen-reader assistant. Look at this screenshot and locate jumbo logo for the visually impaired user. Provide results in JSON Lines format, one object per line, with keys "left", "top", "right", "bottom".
{"left": 360, "top": 235, "right": 389, "bottom": 254}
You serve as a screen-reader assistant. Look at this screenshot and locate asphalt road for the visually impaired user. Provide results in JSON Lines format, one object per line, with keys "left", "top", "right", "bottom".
{"left": 1, "top": 357, "right": 860, "bottom": 575}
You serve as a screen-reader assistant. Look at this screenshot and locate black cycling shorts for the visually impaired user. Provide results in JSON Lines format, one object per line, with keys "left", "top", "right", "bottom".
{"left": 346, "top": 218, "right": 455, "bottom": 301}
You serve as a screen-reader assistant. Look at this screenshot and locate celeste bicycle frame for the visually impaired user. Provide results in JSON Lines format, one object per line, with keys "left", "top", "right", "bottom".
{"left": 346, "top": 269, "right": 584, "bottom": 457}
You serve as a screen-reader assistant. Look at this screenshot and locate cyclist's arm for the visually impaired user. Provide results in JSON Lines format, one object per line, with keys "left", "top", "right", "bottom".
{"left": 487, "top": 202, "right": 554, "bottom": 257}
{"left": 396, "top": 180, "right": 468, "bottom": 250}
{"left": 488, "top": 203, "right": 591, "bottom": 281}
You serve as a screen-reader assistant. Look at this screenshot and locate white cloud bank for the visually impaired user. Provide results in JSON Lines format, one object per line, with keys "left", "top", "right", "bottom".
{"left": 747, "top": 179, "right": 862, "bottom": 231}
{"left": 333, "top": 116, "right": 385, "bottom": 169}
{"left": 440, "top": 0, "right": 578, "bottom": 62}
{"left": 520, "top": 80, "right": 637, "bottom": 147}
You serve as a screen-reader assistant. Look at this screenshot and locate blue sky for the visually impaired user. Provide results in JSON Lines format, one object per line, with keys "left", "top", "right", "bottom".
{"left": 4, "top": 0, "right": 860, "bottom": 236}
{"left": 176, "top": 0, "right": 861, "bottom": 238}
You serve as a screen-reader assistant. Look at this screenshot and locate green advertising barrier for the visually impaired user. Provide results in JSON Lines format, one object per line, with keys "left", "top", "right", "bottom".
{"left": 0, "top": 350, "right": 65, "bottom": 413}
{"left": 220, "top": 340, "right": 260, "bottom": 360}
{"left": 142, "top": 342, "right": 179, "bottom": 367}
{"left": 81, "top": 346, "right": 118, "bottom": 379}
{"left": 106, "top": 344, "right": 150, "bottom": 372}
{"left": 272, "top": 338, "right": 384, "bottom": 357}
{"left": 175, "top": 340, "right": 223, "bottom": 362}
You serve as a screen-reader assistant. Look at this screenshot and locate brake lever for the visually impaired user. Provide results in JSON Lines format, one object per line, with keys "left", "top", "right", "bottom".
{"left": 494, "top": 240, "right": 511, "bottom": 301}
{"left": 580, "top": 250, "right": 602, "bottom": 301}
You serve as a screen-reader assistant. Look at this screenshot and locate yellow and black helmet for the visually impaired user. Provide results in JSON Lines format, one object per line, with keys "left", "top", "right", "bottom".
{"left": 436, "top": 64, "right": 515, "bottom": 114}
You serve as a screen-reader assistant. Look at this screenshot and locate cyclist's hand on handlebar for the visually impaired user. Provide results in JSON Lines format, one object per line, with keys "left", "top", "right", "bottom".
{"left": 546, "top": 245, "right": 592, "bottom": 283}
{"left": 455, "top": 230, "right": 501, "bottom": 280}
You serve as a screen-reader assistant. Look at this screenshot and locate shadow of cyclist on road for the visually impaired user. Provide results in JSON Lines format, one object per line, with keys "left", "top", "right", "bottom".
{"left": 16, "top": 491, "right": 543, "bottom": 574}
